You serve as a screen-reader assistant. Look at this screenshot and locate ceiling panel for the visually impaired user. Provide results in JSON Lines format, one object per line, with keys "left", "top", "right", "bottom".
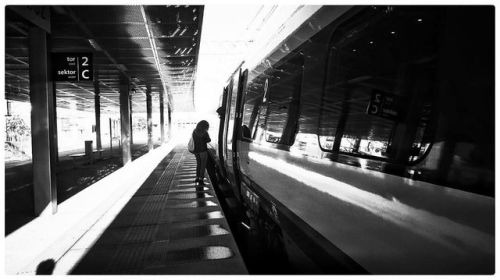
{"left": 5, "top": 5, "right": 204, "bottom": 113}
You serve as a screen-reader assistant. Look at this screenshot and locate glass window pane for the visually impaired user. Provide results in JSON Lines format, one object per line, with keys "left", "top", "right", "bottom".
{"left": 320, "top": 6, "right": 441, "bottom": 162}
{"left": 265, "top": 55, "right": 303, "bottom": 145}
{"left": 241, "top": 71, "right": 267, "bottom": 139}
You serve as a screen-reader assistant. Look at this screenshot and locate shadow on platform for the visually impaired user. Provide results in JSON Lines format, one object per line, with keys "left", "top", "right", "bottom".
{"left": 5, "top": 143, "right": 161, "bottom": 236}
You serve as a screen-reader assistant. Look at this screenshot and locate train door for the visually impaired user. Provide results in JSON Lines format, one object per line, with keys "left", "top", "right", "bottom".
{"left": 220, "top": 68, "right": 248, "bottom": 200}
{"left": 231, "top": 69, "right": 248, "bottom": 200}
{"left": 223, "top": 70, "right": 240, "bottom": 195}
{"left": 218, "top": 86, "right": 229, "bottom": 178}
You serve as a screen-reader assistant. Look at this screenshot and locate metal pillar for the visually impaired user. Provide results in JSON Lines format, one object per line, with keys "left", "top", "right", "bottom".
{"left": 29, "top": 26, "right": 57, "bottom": 215}
{"left": 109, "top": 117, "right": 113, "bottom": 153}
{"left": 331, "top": 90, "right": 351, "bottom": 160}
{"left": 129, "top": 95, "right": 133, "bottom": 145}
{"left": 159, "top": 88, "right": 165, "bottom": 143}
{"left": 46, "top": 34, "right": 59, "bottom": 165}
{"left": 167, "top": 106, "right": 172, "bottom": 140}
{"left": 146, "top": 85, "right": 153, "bottom": 151}
{"left": 51, "top": 80, "right": 59, "bottom": 164}
{"left": 94, "top": 80, "right": 102, "bottom": 151}
{"left": 119, "top": 75, "right": 132, "bottom": 165}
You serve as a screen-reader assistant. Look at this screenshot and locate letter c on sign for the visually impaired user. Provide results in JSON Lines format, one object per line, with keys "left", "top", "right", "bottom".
{"left": 81, "top": 69, "right": 90, "bottom": 80}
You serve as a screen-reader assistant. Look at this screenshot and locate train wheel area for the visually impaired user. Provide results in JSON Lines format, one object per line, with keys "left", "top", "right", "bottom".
{"left": 206, "top": 156, "right": 294, "bottom": 274}
{"left": 206, "top": 152, "right": 367, "bottom": 274}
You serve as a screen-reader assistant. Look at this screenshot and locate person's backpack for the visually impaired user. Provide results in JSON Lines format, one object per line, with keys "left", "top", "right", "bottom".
{"left": 188, "top": 135, "right": 195, "bottom": 153}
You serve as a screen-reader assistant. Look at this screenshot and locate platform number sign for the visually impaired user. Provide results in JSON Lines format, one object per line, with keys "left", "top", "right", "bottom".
{"left": 53, "top": 53, "right": 93, "bottom": 82}
{"left": 366, "top": 90, "right": 404, "bottom": 121}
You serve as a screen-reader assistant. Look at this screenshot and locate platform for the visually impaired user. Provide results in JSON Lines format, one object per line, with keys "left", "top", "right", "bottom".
{"left": 70, "top": 146, "right": 247, "bottom": 274}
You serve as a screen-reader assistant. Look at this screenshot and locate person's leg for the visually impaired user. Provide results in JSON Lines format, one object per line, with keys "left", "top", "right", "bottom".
{"left": 199, "top": 151, "right": 208, "bottom": 182}
{"left": 195, "top": 153, "right": 201, "bottom": 182}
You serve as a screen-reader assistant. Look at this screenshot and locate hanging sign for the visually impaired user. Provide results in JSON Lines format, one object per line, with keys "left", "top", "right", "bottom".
{"left": 52, "top": 53, "right": 93, "bottom": 82}
{"left": 366, "top": 90, "right": 405, "bottom": 121}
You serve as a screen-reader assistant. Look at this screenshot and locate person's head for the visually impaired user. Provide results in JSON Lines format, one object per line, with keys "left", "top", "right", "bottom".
{"left": 195, "top": 120, "right": 209, "bottom": 133}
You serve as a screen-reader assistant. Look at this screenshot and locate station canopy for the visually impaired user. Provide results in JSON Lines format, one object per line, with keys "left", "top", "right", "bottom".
{"left": 5, "top": 5, "right": 204, "bottom": 113}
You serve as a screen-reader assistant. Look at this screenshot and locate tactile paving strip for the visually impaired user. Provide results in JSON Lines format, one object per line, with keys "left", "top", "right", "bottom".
{"left": 156, "top": 224, "right": 230, "bottom": 240}
{"left": 71, "top": 146, "right": 247, "bottom": 274}
{"left": 164, "top": 246, "right": 234, "bottom": 263}
{"left": 168, "top": 192, "right": 214, "bottom": 200}
{"left": 161, "top": 211, "right": 225, "bottom": 224}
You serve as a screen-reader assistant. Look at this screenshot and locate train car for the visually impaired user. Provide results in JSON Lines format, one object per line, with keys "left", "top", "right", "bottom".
{"left": 212, "top": 6, "right": 494, "bottom": 274}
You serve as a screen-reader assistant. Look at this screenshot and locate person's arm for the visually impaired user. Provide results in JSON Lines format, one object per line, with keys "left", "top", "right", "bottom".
{"left": 205, "top": 132, "right": 211, "bottom": 143}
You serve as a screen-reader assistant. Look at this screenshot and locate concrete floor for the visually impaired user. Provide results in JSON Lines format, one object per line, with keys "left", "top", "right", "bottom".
{"left": 6, "top": 141, "right": 175, "bottom": 274}
{"left": 70, "top": 147, "right": 247, "bottom": 274}
{"left": 5, "top": 143, "right": 159, "bottom": 236}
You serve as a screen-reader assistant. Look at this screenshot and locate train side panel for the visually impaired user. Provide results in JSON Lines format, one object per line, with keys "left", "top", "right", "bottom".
{"left": 238, "top": 143, "right": 493, "bottom": 273}
{"left": 224, "top": 5, "right": 494, "bottom": 274}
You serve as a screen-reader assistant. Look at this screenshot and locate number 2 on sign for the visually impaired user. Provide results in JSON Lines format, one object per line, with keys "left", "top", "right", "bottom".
{"left": 81, "top": 56, "right": 89, "bottom": 66}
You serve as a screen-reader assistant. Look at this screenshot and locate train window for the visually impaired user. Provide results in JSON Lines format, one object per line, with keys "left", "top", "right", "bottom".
{"left": 264, "top": 54, "right": 304, "bottom": 145}
{"left": 253, "top": 101, "right": 268, "bottom": 143}
{"left": 418, "top": 6, "right": 494, "bottom": 195}
{"left": 241, "top": 70, "right": 267, "bottom": 140}
{"left": 319, "top": 6, "right": 441, "bottom": 163}
{"left": 226, "top": 73, "right": 240, "bottom": 146}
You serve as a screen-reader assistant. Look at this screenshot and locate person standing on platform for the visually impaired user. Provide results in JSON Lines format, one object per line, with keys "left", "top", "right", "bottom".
{"left": 192, "top": 120, "right": 211, "bottom": 185}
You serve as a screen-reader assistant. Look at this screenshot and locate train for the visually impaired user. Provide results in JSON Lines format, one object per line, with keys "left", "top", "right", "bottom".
{"left": 207, "top": 6, "right": 494, "bottom": 274}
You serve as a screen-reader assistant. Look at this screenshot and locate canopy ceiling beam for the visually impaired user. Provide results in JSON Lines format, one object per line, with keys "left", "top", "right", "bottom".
{"left": 140, "top": 6, "right": 170, "bottom": 104}
{"left": 64, "top": 7, "right": 147, "bottom": 98}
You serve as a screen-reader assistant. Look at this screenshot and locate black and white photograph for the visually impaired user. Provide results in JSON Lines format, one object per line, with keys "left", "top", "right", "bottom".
{"left": 2, "top": 0, "right": 496, "bottom": 277}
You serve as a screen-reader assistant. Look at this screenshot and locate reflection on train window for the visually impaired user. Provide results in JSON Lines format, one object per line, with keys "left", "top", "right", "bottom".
{"left": 253, "top": 103, "right": 268, "bottom": 143}
{"left": 290, "top": 133, "right": 322, "bottom": 158}
{"left": 264, "top": 54, "right": 304, "bottom": 145}
{"left": 319, "top": 6, "right": 440, "bottom": 162}
{"left": 241, "top": 71, "right": 267, "bottom": 140}
{"left": 319, "top": 136, "right": 334, "bottom": 150}
{"left": 226, "top": 73, "right": 240, "bottom": 146}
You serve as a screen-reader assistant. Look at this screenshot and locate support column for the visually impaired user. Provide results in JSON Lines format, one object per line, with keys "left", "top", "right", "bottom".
{"left": 94, "top": 79, "right": 102, "bottom": 151}
{"left": 167, "top": 105, "right": 172, "bottom": 140}
{"left": 330, "top": 90, "right": 351, "bottom": 161}
{"left": 119, "top": 75, "right": 132, "bottom": 165}
{"left": 109, "top": 117, "right": 113, "bottom": 153}
{"left": 129, "top": 95, "right": 134, "bottom": 146}
{"left": 29, "top": 26, "right": 57, "bottom": 215}
{"left": 159, "top": 88, "right": 165, "bottom": 143}
{"left": 146, "top": 85, "right": 153, "bottom": 151}
{"left": 47, "top": 36, "right": 59, "bottom": 165}
{"left": 51, "top": 81, "right": 59, "bottom": 164}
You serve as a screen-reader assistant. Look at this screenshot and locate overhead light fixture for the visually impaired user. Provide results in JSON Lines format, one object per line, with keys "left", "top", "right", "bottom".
{"left": 171, "top": 26, "right": 181, "bottom": 37}
{"left": 88, "top": 39, "right": 102, "bottom": 51}
{"left": 179, "top": 27, "right": 188, "bottom": 36}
